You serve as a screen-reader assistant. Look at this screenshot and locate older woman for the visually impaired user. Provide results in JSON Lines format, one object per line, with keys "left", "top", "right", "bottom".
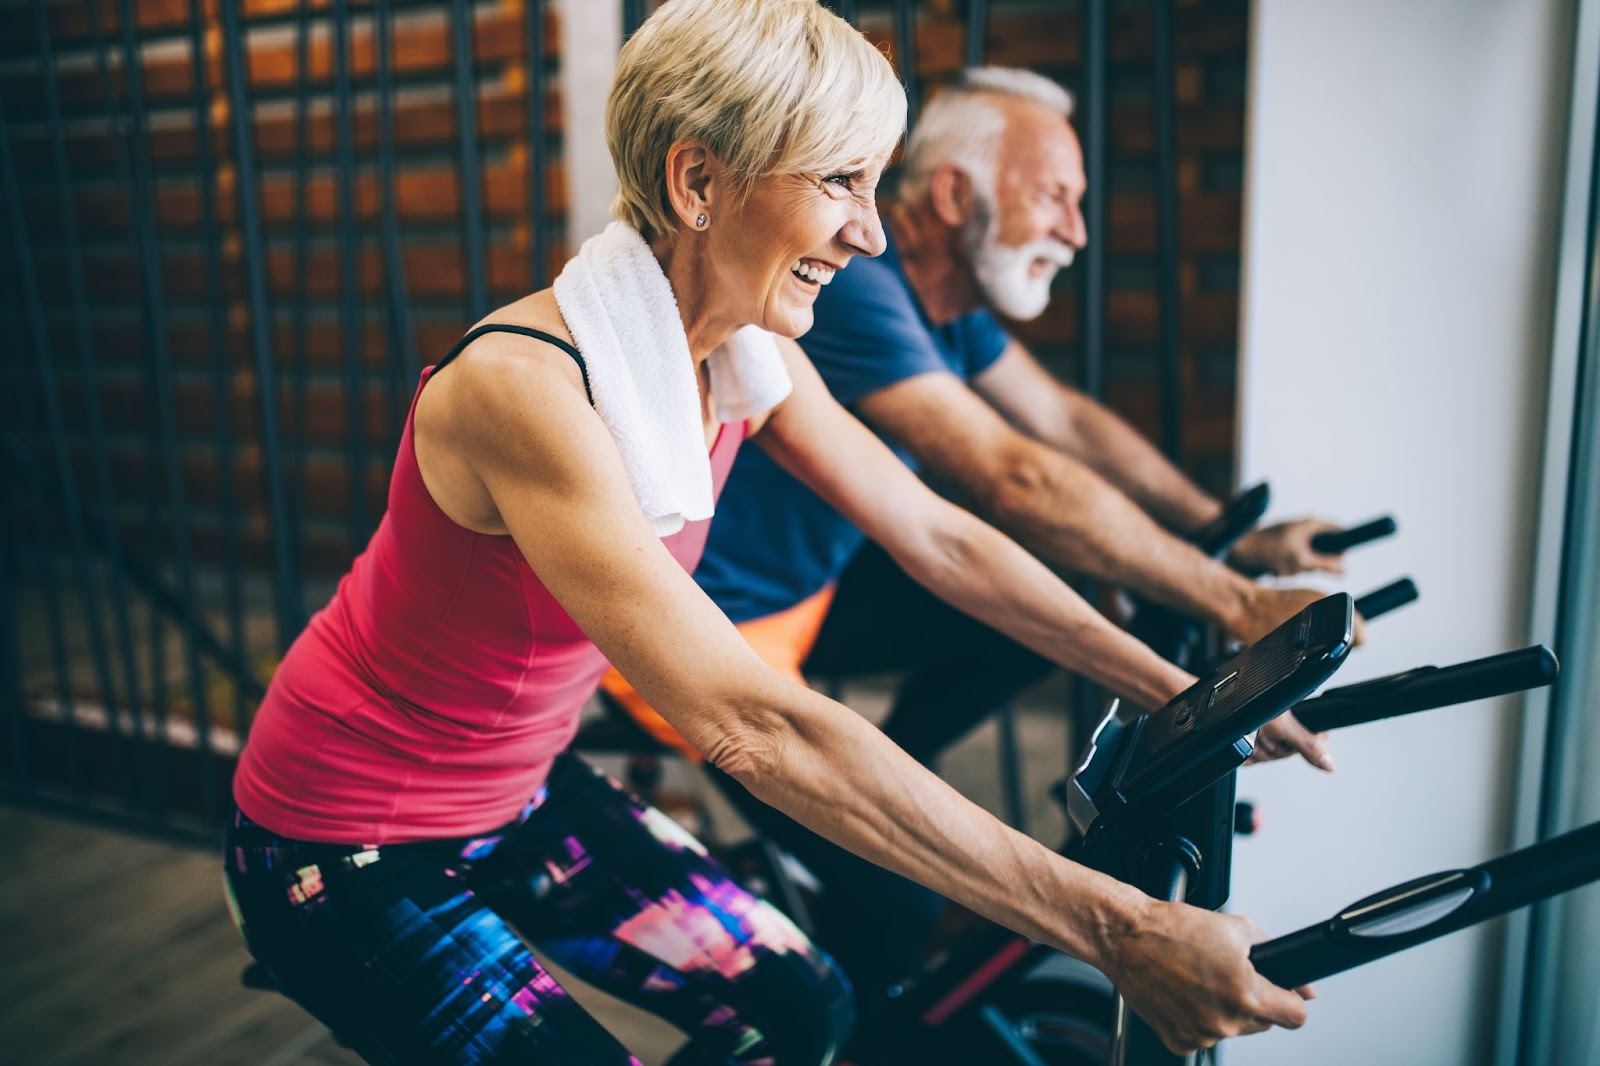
{"left": 223, "top": 2, "right": 1311, "bottom": 1063}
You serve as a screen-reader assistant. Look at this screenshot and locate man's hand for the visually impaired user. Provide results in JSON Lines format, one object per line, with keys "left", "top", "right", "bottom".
{"left": 1228, "top": 585, "right": 1369, "bottom": 648}
{"left": 1248, "top": 711, "right": 1334, "bottom": 772}
{"left": 1097, "top": 898, "right": 1313, "bottom": 1055}
{"left": 1231, "top": 518, "right": 1345, "bottom": 577}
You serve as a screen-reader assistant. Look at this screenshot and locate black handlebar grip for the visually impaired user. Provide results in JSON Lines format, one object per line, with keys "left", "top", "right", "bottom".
{"left": 1310, "top": 516, "right": 1398, "bottom": 555}
{"left": 1191, "top": 483, "right": 1271, "bottom": 558}
{"left": 1353, "top": 577, "right": 1419, "bottom": 620}
{"left": 1249, "top": 922, "right": 1348, "bottom": 991}
{"left": 1294, "top": 645, "right": 1558, "bottom": 732}
{"left": 1251, "top": 820, "right": 1600, "bottom": 988}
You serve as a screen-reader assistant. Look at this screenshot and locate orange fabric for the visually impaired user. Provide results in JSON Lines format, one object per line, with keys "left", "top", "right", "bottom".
{"left": 599, "top": 585, "right": 838, "bottom": 761}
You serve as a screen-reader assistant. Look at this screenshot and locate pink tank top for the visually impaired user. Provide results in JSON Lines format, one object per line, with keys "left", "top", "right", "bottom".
{"left": 234, "top": 341, "right": 745, "bottom": 844}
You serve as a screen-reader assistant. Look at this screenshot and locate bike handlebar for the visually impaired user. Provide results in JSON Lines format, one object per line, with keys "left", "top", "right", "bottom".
{"left": 1192, "top": 483, "right": 1271, "bottom": 558}
{"left": 1353, "top": 578, "right": 1418, "bottom": 620}
{"left": 1294, "top": 645, "right": 1557, "bottom": 733}
{"left": 1251, "top": 820, "right": 1600, "bottom": 988}
{"left": 1310, "top": 516, "right": 1398, "bottom": 555}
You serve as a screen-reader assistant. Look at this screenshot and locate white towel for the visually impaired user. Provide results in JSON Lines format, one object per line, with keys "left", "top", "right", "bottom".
{"left": 552, "top": 222, "right": 792, "bottom": 535}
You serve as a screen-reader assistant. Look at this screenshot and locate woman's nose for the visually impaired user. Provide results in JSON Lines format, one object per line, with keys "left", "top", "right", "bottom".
{"left": 845, "top": 203, "right": 887, "bottom": 258}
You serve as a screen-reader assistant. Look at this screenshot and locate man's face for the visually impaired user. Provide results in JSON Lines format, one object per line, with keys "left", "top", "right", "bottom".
{"left": 961, "top": 97, "right": 1088, "bottom": 321}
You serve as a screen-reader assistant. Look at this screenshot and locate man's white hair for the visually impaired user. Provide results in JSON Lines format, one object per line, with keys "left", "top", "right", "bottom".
{"left": 899, "top": 67, "right": 1075, "bottom": 202}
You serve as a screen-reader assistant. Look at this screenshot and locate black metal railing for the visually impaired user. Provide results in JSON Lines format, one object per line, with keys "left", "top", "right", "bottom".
{"left": 0, "top": 0, "right": 566, "bottom": 840}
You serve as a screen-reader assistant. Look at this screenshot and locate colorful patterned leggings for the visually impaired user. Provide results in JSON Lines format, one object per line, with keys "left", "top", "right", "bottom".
{"left": 223, "top": 753, "right": 853, "bottom": 1065}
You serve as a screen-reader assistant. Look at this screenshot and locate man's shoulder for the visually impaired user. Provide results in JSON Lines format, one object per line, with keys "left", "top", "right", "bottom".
{"left": 799, "top": 256, "right": 944, "bottom": 405}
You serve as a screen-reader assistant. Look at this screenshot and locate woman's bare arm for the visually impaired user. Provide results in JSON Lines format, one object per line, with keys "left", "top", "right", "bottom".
{"left": 755, "top": 340, "right": 1333, "bottom": 768}
{"left": 424, "top": 337, "right": 1310, "bottom": 1055}
{"left": 757, "top": 339, "right": 1196, "bottom": 711}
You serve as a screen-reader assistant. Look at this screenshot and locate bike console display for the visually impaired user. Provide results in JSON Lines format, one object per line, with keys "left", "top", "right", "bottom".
{"left": 1069, "top": 593, "right": 1355, "bottom": 836}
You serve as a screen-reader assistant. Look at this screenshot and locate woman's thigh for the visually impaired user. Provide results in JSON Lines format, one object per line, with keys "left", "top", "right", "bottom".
{"left": 223, "top": 811, "right": 644, "bottom": 1066}
{"left": 468, "top": 755, "right": 854, "bottom": 1066}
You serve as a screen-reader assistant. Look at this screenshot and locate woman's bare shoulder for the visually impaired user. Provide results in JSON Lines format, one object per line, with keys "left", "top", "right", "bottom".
{"left": 464, "top": 290, "right": 577, "bottom": 348}
{"left": 425, "top": 291, "right": 588, "bottom": 423}
{"left": 413, "top": 290, "right": 600, "bottom": 530}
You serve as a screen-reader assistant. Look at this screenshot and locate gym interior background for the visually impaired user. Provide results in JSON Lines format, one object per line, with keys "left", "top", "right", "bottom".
{"left": 0, "top": 1, "right": 1595, "bottom": 1064}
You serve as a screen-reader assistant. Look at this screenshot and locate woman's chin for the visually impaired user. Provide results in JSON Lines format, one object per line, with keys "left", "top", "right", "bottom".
{"left": 761, "top": 306, "right": 815, "bottom": 339}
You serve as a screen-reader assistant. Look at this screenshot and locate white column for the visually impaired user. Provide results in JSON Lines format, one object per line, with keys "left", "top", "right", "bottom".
{"left": 557, "top": 0, "right": 622, "bottom": 245}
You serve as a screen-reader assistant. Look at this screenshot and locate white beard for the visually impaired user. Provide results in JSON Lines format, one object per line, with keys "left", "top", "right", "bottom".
{"left": 963, "top": 199, "right": 1076, "bottom": 321}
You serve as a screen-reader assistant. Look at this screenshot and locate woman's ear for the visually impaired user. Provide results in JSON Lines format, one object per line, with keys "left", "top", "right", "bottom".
{"left": 664, "top": 141, "right": 719, "bottom": 230}
{"left": 928, "top": 163, "right": 978, "bottom": 229}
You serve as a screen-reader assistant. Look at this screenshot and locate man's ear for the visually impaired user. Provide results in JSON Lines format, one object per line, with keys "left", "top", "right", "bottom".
{"left": 928, "top": 163, "right": 978, "bottom": 228}
{"left": 664, "top": 141, "right": 719, "bottom": 229}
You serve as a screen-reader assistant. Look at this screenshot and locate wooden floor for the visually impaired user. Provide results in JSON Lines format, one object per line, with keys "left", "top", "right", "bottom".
{"left": 0, "top": 803, "right": 692, "bottom": 1066}
{"left": 0, "top": 695, "right": 1072, "bottom": 1066}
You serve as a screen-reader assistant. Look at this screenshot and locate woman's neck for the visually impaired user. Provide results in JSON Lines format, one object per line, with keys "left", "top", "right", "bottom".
{"left": 651, "top": 232, "right": 742, "bottom": 364}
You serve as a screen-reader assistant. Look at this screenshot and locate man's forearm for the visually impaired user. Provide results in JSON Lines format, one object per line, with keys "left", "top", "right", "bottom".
{"left": 885, "top": 500, "right": 1194, "bottom": 710}
{"left": 977, "top": 440, "right": 1256, "bottom": 634}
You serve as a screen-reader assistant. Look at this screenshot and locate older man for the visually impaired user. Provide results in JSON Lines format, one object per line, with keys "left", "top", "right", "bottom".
{"left": 605, "top": 67, "right": 1346, "bottom": 1010}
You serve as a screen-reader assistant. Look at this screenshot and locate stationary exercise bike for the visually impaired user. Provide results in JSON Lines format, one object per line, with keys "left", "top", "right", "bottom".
{"left": 837, "top": 489, "right": 1575, "bottom": 1066}
{"left": 838, "top": 596, "right": 1568, "bottom": 1066}
{"left": 1064, "top": 594, "right": 1591, "bottom": 1066}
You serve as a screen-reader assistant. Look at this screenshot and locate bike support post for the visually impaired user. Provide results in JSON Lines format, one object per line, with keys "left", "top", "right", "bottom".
{"left": 1114, "top": 839, "right": 1202, "bottom": 1066}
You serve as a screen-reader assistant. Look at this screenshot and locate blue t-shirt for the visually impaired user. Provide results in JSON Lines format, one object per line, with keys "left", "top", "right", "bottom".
{"left": 695, "top": 230, "right": 1011, "bottom": 622}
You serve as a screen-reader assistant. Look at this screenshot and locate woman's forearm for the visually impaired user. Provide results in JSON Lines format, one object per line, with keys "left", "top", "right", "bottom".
{"left": 889, "top": 503, "right": 1194, "bottom": 711}
{"left": 983, "top": 444, "right": 1256, "bottom": 634}
{"left": 714, "top": 681, "right": 1151, "bottom": 969}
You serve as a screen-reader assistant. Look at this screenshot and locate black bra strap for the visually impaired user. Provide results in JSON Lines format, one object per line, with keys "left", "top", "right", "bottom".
{"left": 435, "top": 324, "right": 593, "bottom": 406}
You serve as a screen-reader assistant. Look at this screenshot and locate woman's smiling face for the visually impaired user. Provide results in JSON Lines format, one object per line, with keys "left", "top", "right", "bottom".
{"left": 709, "top": 162, "right": 889, "bottom": 338}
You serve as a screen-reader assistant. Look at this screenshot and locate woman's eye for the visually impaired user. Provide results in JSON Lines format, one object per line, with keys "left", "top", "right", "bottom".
{"left": 824, "top": 173, "right": 856, "bottom": 190}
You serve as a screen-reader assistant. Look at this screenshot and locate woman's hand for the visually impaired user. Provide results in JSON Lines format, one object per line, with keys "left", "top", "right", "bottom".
{"left": 1227, "top": 585, "right": 1369, "bottom": 648}
{"left": 1096, "top": 897, "right": 1314, "bottom": 1055}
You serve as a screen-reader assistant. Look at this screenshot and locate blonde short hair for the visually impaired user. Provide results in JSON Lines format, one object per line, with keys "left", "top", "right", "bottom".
{"left": 607, "top": 0, "right": 906, "bottom": 241}
{"left": 900, "top": 66, "right": 1076, "bottom": 201}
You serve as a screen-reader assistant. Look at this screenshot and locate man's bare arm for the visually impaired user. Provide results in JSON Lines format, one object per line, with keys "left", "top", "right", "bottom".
{"left": 852, "top": 368, "right": 1323, "bottom": 644}
{"left": 975, "top": 341, "right": 1346, "bottom": 576}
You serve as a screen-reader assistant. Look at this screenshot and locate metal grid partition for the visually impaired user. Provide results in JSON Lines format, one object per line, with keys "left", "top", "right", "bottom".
{"left": 0, "top": 0, "right": 565, "bottom": 840}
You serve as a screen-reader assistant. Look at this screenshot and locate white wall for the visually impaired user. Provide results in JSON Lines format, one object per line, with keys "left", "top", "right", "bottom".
{"left": 557, "top": 0, "right": 622, "bottom": 245}
{"left": 1231, "top": 2, "right": 1572, "bottom": 1064}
